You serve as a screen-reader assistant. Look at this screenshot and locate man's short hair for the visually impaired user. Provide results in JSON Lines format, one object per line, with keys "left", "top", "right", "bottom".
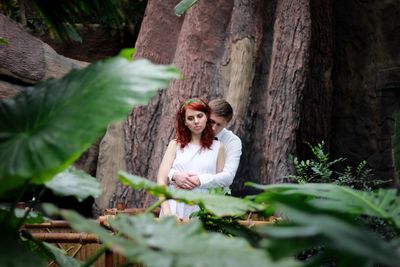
{"left": 209, "top": 99, "right": 233, "bottom": 122}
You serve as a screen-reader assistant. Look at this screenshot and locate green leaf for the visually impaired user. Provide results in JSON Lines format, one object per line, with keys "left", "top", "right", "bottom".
{"left": 250, "top": 183, "right": 400, "bottom": 229}
{"left": 0, "top": 37, "right": 8, "bottom": 45}
{"left": 257, "top": 205, "right": 400, "bottom": 267}
{"left": 174, "top": 0, "right": 199, "bottom": 17}
{"left": 0, "top": 207, "right": 45, "bottom": 227}
{"left": 42, "top": 242, "right": 81, "bottom": 267}
{"left": 0, "top": 226, "right": 46, "bottom": 267}
{"left": 118, "top": 48, "right": 136, "bottom": 61}
{"left": 45, "top": 205, "right": 299, "bottom": 267}
{"left": 0, "top": 57, "right": 179, "bottom": 195}
{"left": 45, "top": 166, "right": 102, "bottom": 201}
{"left": 119, "top": 171, "right": 263, "bottom": 217}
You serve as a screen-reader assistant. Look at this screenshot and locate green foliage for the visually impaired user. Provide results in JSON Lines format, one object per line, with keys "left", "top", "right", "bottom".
{"left": 118, "top": 48, "right": 136, "bottom": 61}
{"left": 39, "top": 180, "right": 400, "bottom": 267}
{"left": 0, "top": 225, "right": 46, "bottom": 267}
{"left": 289, "top": 141, "right": 344, "bottom": 184}
{"left": 45, "top": 166, "right": 102, "bottom": 201}
{"left": 250, "top": 183, "right": 400, "bottom": 230}
{"left": 248, "top": 183, "right": 400, "bottom": 266}
{"left": 289, "top": 142, "right": 387, "bottom": 190}
{"left": 119, "top": 171, "right": 263, "bottom": 217}
{"left": 30, "top": 0, "right": 126, "bottom": 42}
{"left": 257, "top": 205, "right": 400, "bottom": 267}
{"left": 0, "top": 37, "right": 8, "bottom": 45}
{"left": 41, "top": 242, "right": 81, "bottom": 267}
{"left": 1, "top": 0, "right": 145, "bottom": 42}
{"left": 0, "top": 57, "right": 179, "bottom": 195}
{"left": 0, "top": 52, "right": 179, "bottom": 266}
{"left": 44, "top": 205, "right": 299, "bottom": 267}
{"left": 175, "top": 0, "right": 199, "bottom": 17}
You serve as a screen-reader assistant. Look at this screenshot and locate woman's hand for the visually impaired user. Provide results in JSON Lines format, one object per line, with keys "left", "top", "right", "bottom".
{"left": 172, "top": 172, "right": 199, "bottom": 189}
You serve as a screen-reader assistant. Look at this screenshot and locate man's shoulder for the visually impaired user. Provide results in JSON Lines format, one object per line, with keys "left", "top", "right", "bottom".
{"left": 221, "top": 128, "right": 242, "bottom": 144}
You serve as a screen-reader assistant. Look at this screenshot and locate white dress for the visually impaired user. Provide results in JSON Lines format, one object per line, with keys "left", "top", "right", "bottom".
{"left": 164, "top": 140, "right": 221, "bottom": 219}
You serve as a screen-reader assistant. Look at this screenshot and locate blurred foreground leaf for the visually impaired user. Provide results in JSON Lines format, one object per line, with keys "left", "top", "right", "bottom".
{"left": 119, "top": 171, "right": 263, "bottom": 217}
{"left": 0, "top": 57, "right": 179, "bottom": 195}
{"left": 45, "top": 166, "right": 102, "bottom": 201}
{"left": 250, "top": 183, "right": 400, "bottom": 229}
{"left": 44, "top": 205, "right": 298, "bottom": 267}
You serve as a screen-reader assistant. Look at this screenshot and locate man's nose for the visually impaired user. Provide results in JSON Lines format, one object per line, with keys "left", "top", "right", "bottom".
{"left": 211, "top": 124, "right": 216, "bottom": 131}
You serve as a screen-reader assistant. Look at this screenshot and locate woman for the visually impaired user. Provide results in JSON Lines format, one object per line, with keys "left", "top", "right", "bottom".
{"left": 157, "top": 98, "right": 225, "bottom": 220}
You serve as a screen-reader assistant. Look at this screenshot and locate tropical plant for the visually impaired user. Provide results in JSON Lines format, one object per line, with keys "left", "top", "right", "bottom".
{"left": 40, "top": 174, "right": 400, "bottom": 267}
{"left": 0, "top": 52, "right": 180, "bottom": 266}
{"left": 289, "top": 141, "right": 388, "bottom": 190}
{"left": 0, "top": 0, "right": 143, "bottom": 42}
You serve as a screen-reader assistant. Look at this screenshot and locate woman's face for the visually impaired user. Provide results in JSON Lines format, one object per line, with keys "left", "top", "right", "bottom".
{"left": 184, "top": 109, "right": 207, "bottom": 135}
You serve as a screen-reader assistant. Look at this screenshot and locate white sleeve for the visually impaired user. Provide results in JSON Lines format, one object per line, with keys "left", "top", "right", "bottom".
{"left": 198, "top": 135, "right": 242, "bottom": 189}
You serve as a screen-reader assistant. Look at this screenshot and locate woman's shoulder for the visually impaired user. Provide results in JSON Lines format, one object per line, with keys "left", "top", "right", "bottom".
{"left": 167, "top": 139, "right": 178, "bottom": 149}
{"left": 169, "top": 139, "right": 177, "bottom": 145}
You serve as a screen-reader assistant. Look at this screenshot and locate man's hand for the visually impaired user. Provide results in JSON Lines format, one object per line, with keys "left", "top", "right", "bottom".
{"left": 172, "top": 172, "right": 200, "bottom": 190}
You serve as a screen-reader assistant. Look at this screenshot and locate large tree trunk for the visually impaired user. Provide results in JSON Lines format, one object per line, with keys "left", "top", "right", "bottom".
{"left": 95, "top": 0, "right": 331, "bottom": 211}
{"left": 331, "top": 0, "right": 400, "bottom": 187}
{"left": 94, "top": 0, "right": 400, "bottom": 214}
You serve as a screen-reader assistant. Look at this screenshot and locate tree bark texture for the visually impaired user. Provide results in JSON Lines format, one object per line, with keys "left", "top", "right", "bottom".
{"left": 93, "top": 0, "right": 400, "bottom": 212}
{"left": 0, "top": 14, "right": 88, "bottom": 84}
{"left": 94, "top": 0, "right": 335, "bottom": 211}
{"left": 331, "top": 0, "right": 400, "bottom": 185}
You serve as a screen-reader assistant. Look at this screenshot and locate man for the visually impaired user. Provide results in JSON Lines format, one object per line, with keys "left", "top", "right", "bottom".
{"left": 168, "top": 99, "right": 242, "bottom": 191}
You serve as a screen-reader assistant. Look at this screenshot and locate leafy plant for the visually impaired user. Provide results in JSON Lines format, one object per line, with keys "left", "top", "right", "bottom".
{"left": 288, "top": 141, "right": 344, "bottom": 184}
{"left": 118, "top": 172, "right": 263, "bottom": 217}
{"left": 175, "top": 0, "right": 199, "bottom": 17}
{"left": 44, "top": 205, "right": 299, "bottom": 267}
{"left": 289, "top": 141, "right": 387, "bottom": 191}
{"left": 248, "top": 182, "right": 400, "bottom": 266}
{"left": 1, "top": 0, "right": 141, "bottom": 42}
{"left": 0, "top": 54, "right": 180, "bottom": 266}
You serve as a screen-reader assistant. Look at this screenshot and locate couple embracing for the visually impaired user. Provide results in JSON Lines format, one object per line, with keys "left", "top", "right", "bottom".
{"left": 157, "top": 98, "right": 242, "bottom": 220}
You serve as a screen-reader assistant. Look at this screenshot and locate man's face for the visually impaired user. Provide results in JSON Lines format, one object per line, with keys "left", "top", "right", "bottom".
{"left": 210, "top": 112, "right": 228, "bottom": 135}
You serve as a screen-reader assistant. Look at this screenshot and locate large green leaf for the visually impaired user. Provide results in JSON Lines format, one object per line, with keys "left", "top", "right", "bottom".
{"left": 44, "top": 205, "right": 299, "bottom": 267}
{"left": 0, "top": 226, "right": 46, "bottom": 267}
{"left": 250, "top": 183, "right": 400, "bottom": 229}
{"left": 42, "top": 242, "right": 81, "bottom": 267}
{"left": 257, "top": 205, "right": 400, "bottom": 267}
{"left": 45, "top": 166, "right": 102, "bottom": 201}
{"left": 175, "top": 0, "right": 199, "bottom": 17}
{"left": 0, "top": 57, "right": 179, "bottom": 195}
{"left": 119, "top": 171, "right": 263, "bottom": 217}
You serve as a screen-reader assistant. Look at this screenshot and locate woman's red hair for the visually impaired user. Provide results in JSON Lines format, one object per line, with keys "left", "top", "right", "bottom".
{"left": 175, "top": 98, "right": 214, "bottom": 149}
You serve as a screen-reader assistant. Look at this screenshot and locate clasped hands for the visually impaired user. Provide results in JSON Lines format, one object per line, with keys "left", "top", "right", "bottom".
{"left": 172, "top": 172, "right": 200, "bottom": 190}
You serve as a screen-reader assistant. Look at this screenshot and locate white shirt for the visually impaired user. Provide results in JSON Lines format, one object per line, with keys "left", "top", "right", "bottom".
{"left": 168, "top": 128, "right": 242, "bottom": 189}
{"left": 163, "top": 141, "right": 221, "bottom": 219}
